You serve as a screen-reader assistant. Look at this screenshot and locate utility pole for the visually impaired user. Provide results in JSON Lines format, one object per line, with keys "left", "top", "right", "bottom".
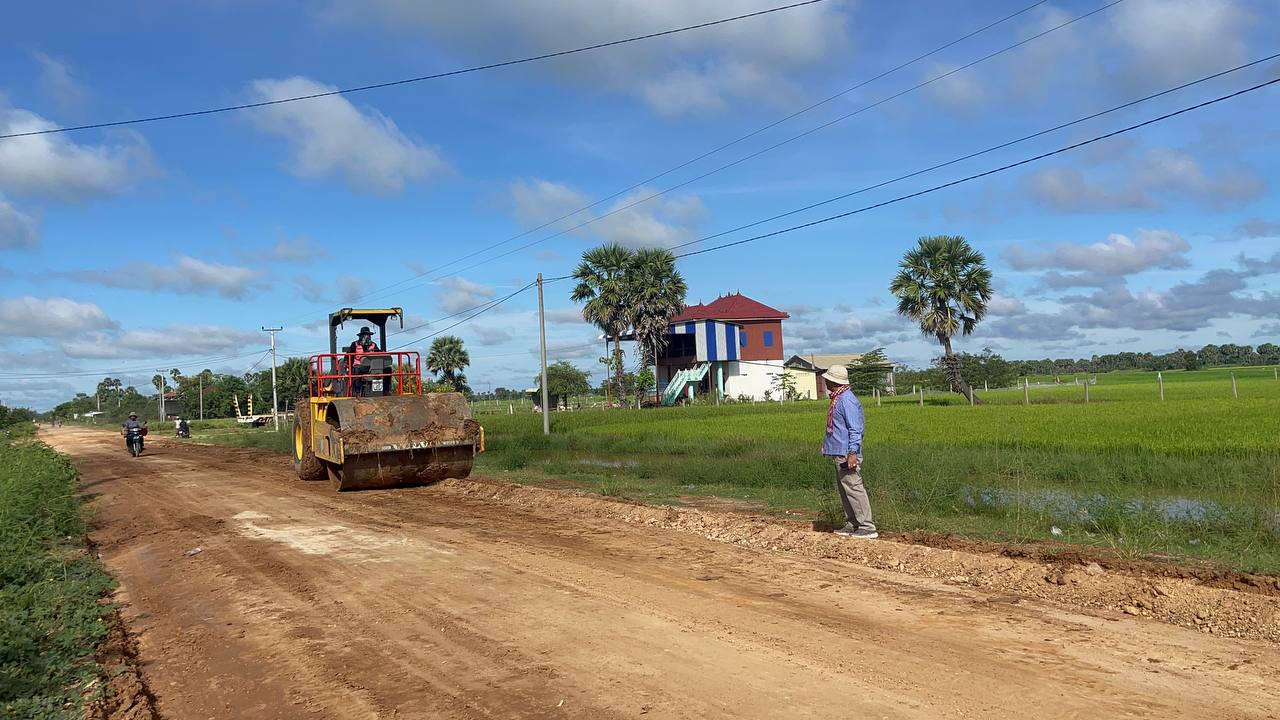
{"left": 537, "top": 274, "right": 550, "bottom": 436}
{"left": 156, "top": 370, "right": 165, "bottom": 420}
{"left": 198, "top": 376, "right": 204, "bottom": 421}
{"left": 263, "top": 327, "right": 282, "bottom": 431}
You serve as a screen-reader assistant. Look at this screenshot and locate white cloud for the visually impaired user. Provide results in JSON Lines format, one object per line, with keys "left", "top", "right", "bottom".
{"left": 324, "top": 0, "right": 852, "bottom": 116}
{"left": 470, "top": 324, "right": 513, "bottom": 346}
{"left": 546, "top": 307, "right": 587, "bottom": 324}
{"left": 0, "top": 103, "right": 155, "bottom": 201}
{"left": 0, "top": 296, "right": 117, "bottom": 338}
{"left": 986, "top": 294, "right": 1027, "bottom": 316}
{"left": 1236, "top": 218, "right": 1280, "bottom": 239}
{"left": 259, "top": 235, "right": 327, "bottom": 265}
{"left": 291, "top": 274, "right": 364, "bottom": 305}
{"left": 1003, "top": 229, "right": 1191, "bottom": 276}
{"left": 0, "top": 195, "right": 38, "bottom": 250}
{"left": 437, "top": 276, "right": 495, "bottom": 314}
{"left": 1110, "top": 0, "right": 1251, "bottom": 86}
{"left": 923, "top": 62, "right": 985, "bottom": 113}
{"left": 508, "top": 179, "right": 707, "bottom": 249}
{"left": 68, "top": 256, "right": 263, "bottom": 300}
{"left": 61, "top": 324, "right": 260, "bottom": 359}
{"left": 33, "top": 51, "right": 88, "bottom": 113}
{"left": 1025, "top": 148, "right": 1265, "bottom": 213}
{"left": 246, "top": 76, "right": 448, "bottom": 195}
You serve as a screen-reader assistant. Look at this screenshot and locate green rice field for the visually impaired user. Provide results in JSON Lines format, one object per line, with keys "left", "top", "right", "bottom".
{"left": 475, "top": 366, "right": 1280, "bottom": 573}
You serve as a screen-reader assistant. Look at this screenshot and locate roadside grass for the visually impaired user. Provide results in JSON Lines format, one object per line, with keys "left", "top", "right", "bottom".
{"left": 0, "top": 424, "right": 116, "bottom": 719}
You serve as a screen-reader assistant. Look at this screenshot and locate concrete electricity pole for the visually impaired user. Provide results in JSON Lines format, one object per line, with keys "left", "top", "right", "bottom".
{"left": 537, "top": 273, "right": 550, "bottom": 436}
{"left": 155, "top": 370, "right": 165, "bottom": 419}
{"left": 262, "top": 327, "right": 282, "bottom": 431}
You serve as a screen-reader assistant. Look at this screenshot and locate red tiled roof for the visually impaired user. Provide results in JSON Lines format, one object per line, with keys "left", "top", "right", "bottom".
{"left": 670, "top": 293, "right": 789, "bottom": 322}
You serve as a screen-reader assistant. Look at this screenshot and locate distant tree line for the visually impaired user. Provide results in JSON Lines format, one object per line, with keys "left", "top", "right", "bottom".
{"left": 0, "top": 402, "right": 36, "bottom": 428}
{"left": 1010, "top": 342, "right": 1279, "bottom": 376}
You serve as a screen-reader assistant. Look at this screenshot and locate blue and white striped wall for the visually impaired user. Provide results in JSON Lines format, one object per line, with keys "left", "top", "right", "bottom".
{"left": 668, "top": 320, "right": 741, "bottom": 362}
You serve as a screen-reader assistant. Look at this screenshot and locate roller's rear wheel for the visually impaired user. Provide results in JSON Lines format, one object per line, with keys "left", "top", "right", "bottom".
{"left": 292, "top": 410, "right": 326, "bottom": 481}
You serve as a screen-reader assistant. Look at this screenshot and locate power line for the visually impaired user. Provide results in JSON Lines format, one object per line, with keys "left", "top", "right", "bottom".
{"left": 668, "top": 52, "right": 1280, "bottom": 253}
{"left": 0, "top": 349, "right": 271, "bottom": 381}
{"left": 361, "top": 0, "right": 1128, "bottom": 297}
{"left": 331, "top": 0, "right": 1056, "bottom": 309}
{"left": 390, "top": 280, "right": 540, "bottom": 351}
{"left": 0, "top": 0, "right": 831, "bottom": 141}
{"left": 672, "top": 75, "right": 1280, "bottom": 261}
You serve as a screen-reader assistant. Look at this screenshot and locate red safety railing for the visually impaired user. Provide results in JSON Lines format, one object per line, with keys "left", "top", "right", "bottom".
{"left": 308, "top": 352, "right": 423, "bottom": 398}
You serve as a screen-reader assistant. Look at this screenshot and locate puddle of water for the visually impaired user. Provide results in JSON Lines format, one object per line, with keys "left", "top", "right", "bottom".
{"left": 961, "top": 486, "right": 1279, "bottom": 528}
{"left": 575, "top": 458, "right": 640, "bottom": 469}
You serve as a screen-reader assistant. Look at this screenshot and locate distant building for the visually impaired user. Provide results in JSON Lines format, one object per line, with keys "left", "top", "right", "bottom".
{"left": 162, "top": 391, "right": 184, "bottom": 419}
{"left": 656, "top": 293, "right": 790, "bottom": 403}
{"left": 784, "top": 353, "right": 897, "bottom": 399}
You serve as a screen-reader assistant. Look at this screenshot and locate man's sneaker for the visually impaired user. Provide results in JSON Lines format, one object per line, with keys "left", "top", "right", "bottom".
{"left": 832, "top": 523, "right": 858, "bottom": 537}
{"left": 850, "top": 529, "right": 879, "bottom": 540}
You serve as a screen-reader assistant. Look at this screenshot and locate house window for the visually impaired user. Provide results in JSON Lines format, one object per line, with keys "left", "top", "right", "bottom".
{"left": 763, "top": 331, "right": 774, "bottom": 347}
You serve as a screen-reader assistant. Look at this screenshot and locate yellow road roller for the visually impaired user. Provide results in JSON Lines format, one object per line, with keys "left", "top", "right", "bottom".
{"left": 292, "top": 308, "right": 483, "bottom": 490}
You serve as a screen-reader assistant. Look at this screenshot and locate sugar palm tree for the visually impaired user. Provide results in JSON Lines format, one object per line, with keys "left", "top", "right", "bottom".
{"left": 571, "top": 243, "right": 634, "bottom": 404}
{"left": 427, "top": 335, "right": 470, "bottom": 393}
{"left": 889, "top": 235, "right": 992, "bottom": 400}
{"left": 628, "top": 248, "right": 687, "bottom": 370}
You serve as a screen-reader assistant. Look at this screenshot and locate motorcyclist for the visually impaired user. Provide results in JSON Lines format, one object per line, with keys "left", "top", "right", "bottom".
{"left": 177, "top": 418, "right": 190, "bottom": 437}
{"left": 121, "top": 412, "right": 148, "bottom": 450}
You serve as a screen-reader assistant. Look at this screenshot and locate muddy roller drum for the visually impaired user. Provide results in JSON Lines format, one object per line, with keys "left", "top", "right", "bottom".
{"left": 323, "top": 394, "right": 482, "bottom": 491}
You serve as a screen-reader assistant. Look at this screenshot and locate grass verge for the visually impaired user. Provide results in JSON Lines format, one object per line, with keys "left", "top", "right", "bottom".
{"left": 1, "top": 424, "right": 117, "bottom": 719}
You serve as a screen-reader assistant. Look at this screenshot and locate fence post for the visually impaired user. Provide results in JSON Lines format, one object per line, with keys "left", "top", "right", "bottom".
{"left": 1158, "top": 371, "right": 1164, "bottom": 401}
{"left": 918, "top": 387, "right": 924, "bottom": 407}
{"left": 1084, "top": 378, "right": 1089, "bottom": 404}
{"left": 1023, "top": 377, "right": 1030, "bottom": 406}
{"left": 1231, "top": 372, "right": 1238, "bottom": 399}
{"left": 875, "top": 387, "right": 881, "bottom": 407}
{"left": 967, "top": 385, "right": 974, "bottom": 406}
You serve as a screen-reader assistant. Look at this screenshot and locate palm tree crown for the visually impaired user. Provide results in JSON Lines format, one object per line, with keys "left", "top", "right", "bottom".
{"left": 628, "top": 248, "right": 687, "bottom": 368}
{"left": 426, "top": 335, "right": 470, "bottom": 393}
{"left": 889, "top": 235, "right": 992, "bottom": 396}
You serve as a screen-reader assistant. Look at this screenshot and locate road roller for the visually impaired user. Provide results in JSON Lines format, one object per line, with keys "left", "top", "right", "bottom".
{"left": 292, "top": 308, "right": 483, "bottom": 490}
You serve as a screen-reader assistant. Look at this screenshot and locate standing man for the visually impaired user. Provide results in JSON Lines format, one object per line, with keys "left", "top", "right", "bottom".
{"left": 821, "top": 365, "right": 877, "bottom": 539}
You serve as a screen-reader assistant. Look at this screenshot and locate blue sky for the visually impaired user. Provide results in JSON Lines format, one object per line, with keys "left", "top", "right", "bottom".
{"left": 1, "top": 0, "right": 1278, "bottom": 409}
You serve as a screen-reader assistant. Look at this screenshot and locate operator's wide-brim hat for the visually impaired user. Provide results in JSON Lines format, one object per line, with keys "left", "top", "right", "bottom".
{"left": 357, "top": 326, "right": 374, "bottom": 336}
{"left": 822, "top": 364, "right": 850, "bottom": 385}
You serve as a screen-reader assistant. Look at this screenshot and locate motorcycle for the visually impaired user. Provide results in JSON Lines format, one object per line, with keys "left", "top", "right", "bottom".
{"left": 177, "top": 424, "right": 191, "bottom": 439}
{"left": 126, "top": 425, "right": 146, "bottom": 457}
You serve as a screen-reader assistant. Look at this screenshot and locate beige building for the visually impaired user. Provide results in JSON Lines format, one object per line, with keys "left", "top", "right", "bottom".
{"left": 783, "top": 353, "right": 896, "bottom": 399}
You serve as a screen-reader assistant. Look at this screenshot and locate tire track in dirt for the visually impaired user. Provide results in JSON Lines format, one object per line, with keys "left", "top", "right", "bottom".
{"left": 48, "top": 428, "right": 1280, "bottom": 720}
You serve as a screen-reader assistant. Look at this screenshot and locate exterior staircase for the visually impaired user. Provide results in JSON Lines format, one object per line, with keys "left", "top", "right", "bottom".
{"left": 661, "top": 363, "right": 710, "bottom": 406}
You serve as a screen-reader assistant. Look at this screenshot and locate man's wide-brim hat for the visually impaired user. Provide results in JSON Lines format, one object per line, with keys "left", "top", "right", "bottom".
{"left": 357, "top": 326, "right": 374, "bottom": 336}
{"left": 822, "top": 364, "right": 850, "bottom": 385}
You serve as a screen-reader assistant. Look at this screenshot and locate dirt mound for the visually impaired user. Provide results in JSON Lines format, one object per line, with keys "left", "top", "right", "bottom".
{"left": 440, "top": 477, "right": 1280, "bottom": 642}
{"left": 84, "top": 610, "right": 158, "bottom": 720}
{"left": 891, "top": 530, "right": 1280, "bottom": 597}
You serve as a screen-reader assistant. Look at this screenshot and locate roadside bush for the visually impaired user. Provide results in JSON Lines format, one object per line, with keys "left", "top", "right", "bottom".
{"left": 0, "top": 432, "right": 115, "bottom": 719}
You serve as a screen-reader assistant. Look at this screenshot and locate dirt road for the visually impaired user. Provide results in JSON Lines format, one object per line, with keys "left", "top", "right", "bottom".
{"left": 48, "top": 427, "right": 1278, "bottom": 719}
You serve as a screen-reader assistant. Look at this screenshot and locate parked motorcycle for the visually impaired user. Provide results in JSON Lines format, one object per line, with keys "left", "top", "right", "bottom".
{"left": 126, "top": 425, "right": 146, "bottom": 457}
